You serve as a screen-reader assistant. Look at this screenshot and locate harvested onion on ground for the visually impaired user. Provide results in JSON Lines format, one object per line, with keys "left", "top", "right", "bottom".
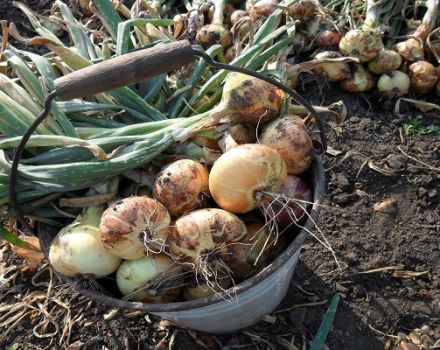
{"left": 49, "top": 207, "right": 121, "bottom": 278}
{"left": 196, "top": 0, "right": 232, "bottom": 49}
{"left": 377, "top": 70, "right": 410, "bottom": 96}
{"left": 183, "top": 275, "right": 231, "bottom": 301}
{"left": 367, "top": 49, "right": 402, "bottom": 75}
{"left": 260, "top": 115, "right": 313, "bottom": 175}
{"left": 100, "top": 196, "right": 170, "bottom": 260}
{"left": 116, "top": 254, "right": 183, "bottom": 302}
{"left": 153, "top": 159, "right": 209, "bottom": 217}
{"left": 209, "top": 144, "right": 287, "bottom": 213}
{"left": 408, "top": 61, "right": 439, "bottom": 94}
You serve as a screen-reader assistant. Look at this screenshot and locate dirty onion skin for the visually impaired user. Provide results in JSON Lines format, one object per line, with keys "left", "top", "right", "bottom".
{"left": 153, "top": 159, "right": 209, "bottom": 218}
{"left": 408, "top": 61, "right": 439, "bottom": 94}
{"left": 116, "top": 254, "right": 183, "bottom": 302}
{"left": 260, "top": 115, "right": 313, "bottom": 175}
{"left": 209, "top": 144, "right": 287, "bottom": 213}
{"left": 196, "top": 0, "right": 232, "bottom": 49}
{"left": 168, "top": 208, "right": 247, "bottom": 287}
{"left": 100, "top": 196, "right": 171, "bottom": 260}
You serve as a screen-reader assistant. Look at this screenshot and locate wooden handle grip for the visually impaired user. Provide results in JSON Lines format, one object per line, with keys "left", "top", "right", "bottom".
{"left": 54, "top": 40, "right": 195, "bottom": 99}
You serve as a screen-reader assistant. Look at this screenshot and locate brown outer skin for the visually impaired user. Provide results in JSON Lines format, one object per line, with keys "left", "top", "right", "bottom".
{"left": 153, "top": 159, "right": 209, "bottom": 218}
{"left": 260, "top": 116, "right": 313, "bottom": 175}
{"left": 249, "top": 0, "right": 277, "bottom": 22}
{"left": 208, "top": 144, "right": 287, "bottom": 213}
{"left": 100, "top": 196, "right": 170, "bottom": 259}
{"left": 408, "top": 61, "right": 439, "bottom": 94}
{"left": 196, "top": 24, "right": 232, "bottom": 49}
{"left": 394, "top": 38, "right": 425, "bottom": 63}
{"left": 168, "top": 208, "right": 247, "bottom": 262}
{"left": 288, "top": 0, "right": 318, "bottom": 20}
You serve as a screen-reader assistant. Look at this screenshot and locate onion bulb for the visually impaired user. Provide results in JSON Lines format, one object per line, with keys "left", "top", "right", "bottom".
{"left": 224, "top": 222, "right": 271, "bottom": 279}
{"left": 339, "top": 28, "right": 382, "bottom": 63}
{"left": 394, "top": 38, "right": 425, "bottom": 63}
{"left": 316, "top": 30, "right": 342, "bottom": 47}
{"left": 49, "top": 207, "right": 121, "bottom": 278}
{"left": 288, "top": 0, "right": 324, "bottom": 21}
{"left": 153, "top": 159, "right": 209, "bottom": 217}
{"left": 209, "top": 144, "right": 287, "bottom": 213}
{"left": 169, "top": 208, "right": 247, "bottom": 281}
{"left": 116, "top": 254, "right": 182, "bottom": 302}
{"left": 196, "top": 0, "right": 232, "bottom": 49}
{"left": 313, "top": 51, "right": 351, "bottom": 82}
{"left": 100, "top": 196, "right": 170, "bottom": 260}
{"left": 230, "top": 10, "right": 248, "bottom": 26}
{"left": 340, "top": 64, "right": 375, "bottom": 93}
{"left": 260, "top": 115, "right": 313, "bottom": 175}
{"left": 408, "top": 61, "right": 439, "bottom": 94}
{"left": 183, "top": 275, "right": 231, "bottom": 300}
{"left": 228, "top": 124, "right": 257, "bottom": 144}
{"left": 249, "top": 0, "right": 277, "bottom": 22}
{"left": 263, "top": 175, "right": 312, "bottom": 227}
{"left": 367, "top": 49, "right": 402, "bottom": 75}
{"left": 377, "top": 70, "right": 410, "bottom": 96}
{"left": 198, "top": 73, "right": 285, "bottom": 130}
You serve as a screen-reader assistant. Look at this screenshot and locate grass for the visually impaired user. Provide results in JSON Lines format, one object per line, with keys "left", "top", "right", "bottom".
{"left": 403, "top": 115, "right": 440, "bottom": 136}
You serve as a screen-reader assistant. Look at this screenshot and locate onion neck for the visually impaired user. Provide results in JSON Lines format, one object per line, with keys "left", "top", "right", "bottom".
{"left": 413, "top": 0, "right": 439, "bottom": 41}
{"left": 212, "top": 0, "right": 226, "bottom": 25}
{"left": 363, "top": 0, "right": 382, "bottom": 29}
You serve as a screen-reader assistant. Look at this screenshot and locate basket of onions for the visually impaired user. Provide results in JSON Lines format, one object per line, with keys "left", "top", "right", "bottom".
{"left": 37, "top": 76, "right": 326, "bottom": 334}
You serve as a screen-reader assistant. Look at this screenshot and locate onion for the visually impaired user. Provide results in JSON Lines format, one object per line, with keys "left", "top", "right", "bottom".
{"left": 228, "top": 124, "right": 257, "bottom": 144}
{"left": 288, "top": 0, "right": 324, "bottom": 21}
{"left": 339, "top": 28, "right": 382, "bottom": 63}
{"left": 313, "top": 51, "right": 351, "bottom": 82}
{"left": 153, "top": 159, "right": 209, "bottom": 217}
{"left": 263, "top": 175, "right": 312, "bottom": 227}
{"left": 367, "top": 49, "right": 402, "bottom": 75}
{"left": 209, "top": 144, "right": 287, "bottom": 213}
{"left": 249, "top": 0, "right": 277, "bottom": 22}
{"left": 316, "top": 30, "right": 342, "bottom": 47}
{"left": 340, "top": 64, "right": 375, "bottom": 93}
{"left": 306, "top": 15, "right": 341, "bottom": 47}
{"left": 395, "top": 38, "right": 425, "bottom": 63}
{"left": 198, "top": 73, "right": 285, "bottom": 129}
{"left": 49, "top": 207, "right": 121, "bottom": 278}
{"left": 183, "top": 276, "right": 231, "bottom": 300}
{"left": 224, "top": 222, "right": 271, "bottom": 279}
{"left": 196, "top": 0, "right": 232, "bottom": 49}
{"left": 116, "top": 254, "right": 182, "bottom": 302}
{"left": 169, "top": 208, "right": 247, "bottom": 282}
{"left": 260, "top": 115, "right": 313, "bottom": 175}
{"left": 377, "top": 70, "right": 410, "bottom": 96}
{"left": 100, "top": 196, "right": 170, "bottom": 260}
{"left": 408, "top": 61, "right": 439, "bottom": 94}
{"left": 230, "top": 10, "right": 248, "bottom": 26}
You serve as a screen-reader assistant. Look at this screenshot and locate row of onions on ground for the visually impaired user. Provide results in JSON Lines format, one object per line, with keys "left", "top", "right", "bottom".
{"left": 48, "top": 73, "right": 315, "bottom": 303}
{"left": 164, "top": 0, "right": 440, "bottom": 97}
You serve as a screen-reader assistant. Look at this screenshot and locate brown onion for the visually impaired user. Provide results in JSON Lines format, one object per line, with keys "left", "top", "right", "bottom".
{"left": 288, "top": 0, "right": 323, "bottom": 21}
{"left": 367, "top": 49, "right": 402, "bottom": 75}
{"left": 100, "top": 196, "right": 170, "bottom": 260}
{"left": 316, "top": 30, "right": 342, "bottom": 47}
{"left": 408, "top": 61, "right": 439, "bottom": 94}
{"left": 153, "top": 159, "right": 209, "bottom": 217}
{"left": 339, "top": 28, "right": 382, "bottom": 63}
{"left": 260, "top": 115, "right": 314, "bottom": 175}
{"left": 395, "top": 38, "right": 425, "bottom": 63}
{"left": 249, "top": 0, "right": 277, "bottom": 22}
{"left": 231, "top": 10, "right": 248, "bottom": 26}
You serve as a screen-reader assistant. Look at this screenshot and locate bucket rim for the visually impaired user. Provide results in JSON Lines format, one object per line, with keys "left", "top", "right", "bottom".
{"left": 38, "top": 152, "right": 326, "bottom": 312}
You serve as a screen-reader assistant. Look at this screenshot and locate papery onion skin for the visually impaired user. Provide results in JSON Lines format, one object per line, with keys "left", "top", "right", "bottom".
{"left": 116, "top": 254, "right": 182, "bottom": 303}
{"left": 196, "top": 24, "right": 232, "bottom": 49}
{"left": 340, "top": 65, "right": 370, "bottom": 93}
{"left": 100, "top": 196, "right": 170, "bottom": 260}
{"left": 209, "top": 144, "right": 287, "bottom": 213}
{"left": 221, "top": 73, "right": 285, "bottom": 125}
{"left": 183, "top": 276, "right": 231, "bottom": 300}
{"left": 49, "top": 207, "right": 121, "bottom": 278}
{"left": 260, "top": 115, "right": 313, "bottom": 175}
{"left": 339, "top": 28, "right": 382, "bottom": 63}
{"left": 168, "top": 208, "right": 247, "bottom": 263}
{"left": 249, "top": 0, "right": 277, "bottom": 22}
{"left": 395, "top": 38, "right": 425, "bottom": 63}
{"left": 367, "top": 49, "right": 402, "bottom": 75}
{"left": 314, "top": 51, "right": 351, "bottom": 82}
{"left": 231, "top": 10, "right": 248, "bottom": 26}
{"left": 377, "top": 70, "right": 410, "bottom": 96}
{"left": 408, "top": 61, "right": 439, "bottom": 94}
{"left": 288, "top": 0, "right": 320, "bottom": 21}
{"left": 153, "top": 159, "right": 209, "bottom": 217}
{"left": 228, "top": 124, "right": 257, "bottom": 144}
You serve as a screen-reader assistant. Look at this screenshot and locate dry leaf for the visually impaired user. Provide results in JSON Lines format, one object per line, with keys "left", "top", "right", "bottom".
{"left": 262, "top": 314, "right": 277, "bottom": 324}
{"left": 392, "top": 270, "right": 429, "bottom": 279}
{"left": 326, "top": 146, "right": 343, "bottom": 156}
{"left": 10, "top": 236, "right": 45, "bottom": 271}
{"left": 66, "top": 341, "right": 85, "bottom": 350}
{"left": 373, "top": 197, "right": 397, "bottom": 213}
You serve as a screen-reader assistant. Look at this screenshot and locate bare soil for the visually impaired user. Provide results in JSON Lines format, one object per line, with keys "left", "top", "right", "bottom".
{"left": 1, "top": 1, "right": 439, "bottom": 350}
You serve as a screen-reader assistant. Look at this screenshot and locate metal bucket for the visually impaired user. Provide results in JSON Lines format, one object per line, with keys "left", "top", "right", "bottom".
{"left": 38, "top": 152, "right": 326, "bottom": 334}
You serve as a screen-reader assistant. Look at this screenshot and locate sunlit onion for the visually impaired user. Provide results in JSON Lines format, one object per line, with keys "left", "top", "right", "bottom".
{"left": 313, "top": 51, "right": 351, "bottom": 82}
{"left": 394, "top": 38, "right": 425, "bottom": 63}
{"left": 367, "top": 49, "right": 402, "bottom": 75}
{"left": 339, "top": 28, "right": 382, "bottom": 63}
{"left": 100, "top": 196, "right": 170, "bottom": 260}
{"left": 408, "top": 61, "right": 439, "bottom": 94}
